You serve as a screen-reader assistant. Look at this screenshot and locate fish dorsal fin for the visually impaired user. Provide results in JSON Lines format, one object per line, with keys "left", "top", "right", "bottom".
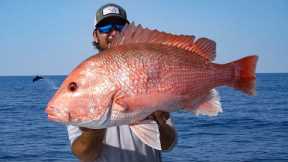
{"left": 111, "top": 22, "right": 216, "bottom": 61}
{"left": 191, "top": 38, "right": 216, "bottom": 61}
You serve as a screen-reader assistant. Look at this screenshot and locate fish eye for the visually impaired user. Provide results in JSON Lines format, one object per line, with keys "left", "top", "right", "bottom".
{"left": 68, "top": 82, "right": 78, "bottom": 92}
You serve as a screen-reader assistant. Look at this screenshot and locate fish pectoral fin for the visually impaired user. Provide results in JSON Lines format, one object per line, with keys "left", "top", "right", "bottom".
{"left": 113, "top": 99, "right": 129, "bottom": 112}
{"left": 130, "top": 120, "right": 162, "bottom": 150}
{"left": 181, "top": 89, "right": 223, "bottom": 117}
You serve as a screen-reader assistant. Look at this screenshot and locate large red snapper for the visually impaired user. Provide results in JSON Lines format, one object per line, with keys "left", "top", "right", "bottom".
{"left": 45, "top": 23, "right": 258, "bottom": 129}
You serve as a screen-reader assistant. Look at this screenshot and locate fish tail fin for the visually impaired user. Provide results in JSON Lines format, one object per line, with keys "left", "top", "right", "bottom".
{"left": 228, "top": 55, "right": 258, "bottom": 96}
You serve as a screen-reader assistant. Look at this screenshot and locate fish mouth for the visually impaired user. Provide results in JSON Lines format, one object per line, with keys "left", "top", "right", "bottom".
{"left": 45, "top": 105, "right": 70, "bottom": 123}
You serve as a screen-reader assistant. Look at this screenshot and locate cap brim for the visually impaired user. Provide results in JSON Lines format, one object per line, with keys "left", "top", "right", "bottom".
{"left": 96, "top": 15, "right": 129, "bottom": 27}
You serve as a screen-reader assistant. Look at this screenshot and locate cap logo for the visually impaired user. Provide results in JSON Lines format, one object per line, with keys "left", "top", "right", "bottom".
{"left": 102, "top": 6, "right": 120, "bottom": 16}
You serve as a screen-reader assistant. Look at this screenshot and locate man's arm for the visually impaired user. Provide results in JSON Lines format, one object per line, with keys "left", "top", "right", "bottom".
{"left": 71, "top": 127, "right": 106, "bottom": 162}
{"left": 150, "top": 111, "right": 177, "bottom": 150}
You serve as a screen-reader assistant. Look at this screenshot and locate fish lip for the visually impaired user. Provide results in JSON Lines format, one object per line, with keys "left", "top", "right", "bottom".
{"left": 47, "top": 114, "right": 62, "bottom": 122}
{"left": 45, "top": 105, "right": 69, "bottom": 123}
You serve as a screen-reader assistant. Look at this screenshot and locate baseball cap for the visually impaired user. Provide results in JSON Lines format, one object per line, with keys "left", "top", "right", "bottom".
{"left": 95, "top": 3, "right": 129, "bottom": 28}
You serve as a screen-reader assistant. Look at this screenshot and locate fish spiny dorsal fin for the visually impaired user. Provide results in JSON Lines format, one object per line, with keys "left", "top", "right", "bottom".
{"left": 111, "top": 22, "right": 216, "bottom": 61}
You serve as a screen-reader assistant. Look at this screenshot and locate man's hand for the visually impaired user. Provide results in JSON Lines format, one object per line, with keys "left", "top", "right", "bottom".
{"left": 148, "top": 111, "right": 177, "bottom": 151}
{"left": 79, "top": 127, "right": 106, "bottom": 134}
{"left": 148, "top": 111, "right": 170, "bottom": 125}
{"left": 72, "top": 127, "right": 106, "bottom": 162}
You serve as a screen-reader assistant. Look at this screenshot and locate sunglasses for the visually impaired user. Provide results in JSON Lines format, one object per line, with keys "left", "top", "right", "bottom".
{"left": 97, "top": 23, "right": 125, "bottom": 33}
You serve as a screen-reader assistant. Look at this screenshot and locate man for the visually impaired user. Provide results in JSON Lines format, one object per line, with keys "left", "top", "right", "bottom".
{"left": 67, "top": 3, "right": 177, "bottom": 162}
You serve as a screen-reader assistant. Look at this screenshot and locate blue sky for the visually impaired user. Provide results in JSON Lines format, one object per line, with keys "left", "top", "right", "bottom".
{"left": 0, "top": 0, "right": 287, "bottom": 75}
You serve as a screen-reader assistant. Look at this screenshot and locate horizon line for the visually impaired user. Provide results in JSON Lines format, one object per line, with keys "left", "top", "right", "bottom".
{"left": 0, "top": 72, "right": 287, "bottom": 77}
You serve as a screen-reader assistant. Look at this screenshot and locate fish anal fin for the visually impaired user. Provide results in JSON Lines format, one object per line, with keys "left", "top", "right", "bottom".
{"left": 181, "top": 89, "right": 222, "bottom": 117}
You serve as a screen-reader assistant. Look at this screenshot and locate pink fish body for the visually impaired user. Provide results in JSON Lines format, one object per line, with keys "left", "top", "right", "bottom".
{"left": 45, "top": 23, "right": 258, "bottom": 129}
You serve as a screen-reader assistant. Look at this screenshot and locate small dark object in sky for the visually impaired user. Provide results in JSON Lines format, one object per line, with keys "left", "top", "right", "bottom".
{"left": 33, "top": 75, "right": 44, "bottom": 82}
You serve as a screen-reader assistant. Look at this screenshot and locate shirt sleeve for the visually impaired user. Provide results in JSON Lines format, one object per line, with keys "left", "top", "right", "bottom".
{"left": 66, "top": 125, "right": 82, "bottom": 145}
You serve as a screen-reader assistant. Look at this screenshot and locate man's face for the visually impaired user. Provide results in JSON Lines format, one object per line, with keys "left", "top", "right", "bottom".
{"left": 94, "top": 29, "right": 118, "bottom": 50}
{"left": 93, "top": 19, "right": 127, "bottom": 50}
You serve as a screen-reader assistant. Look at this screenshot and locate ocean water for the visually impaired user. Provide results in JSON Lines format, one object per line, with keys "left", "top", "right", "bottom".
{"left": 0, "top": 74, "right": 287, "bottom": 162}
